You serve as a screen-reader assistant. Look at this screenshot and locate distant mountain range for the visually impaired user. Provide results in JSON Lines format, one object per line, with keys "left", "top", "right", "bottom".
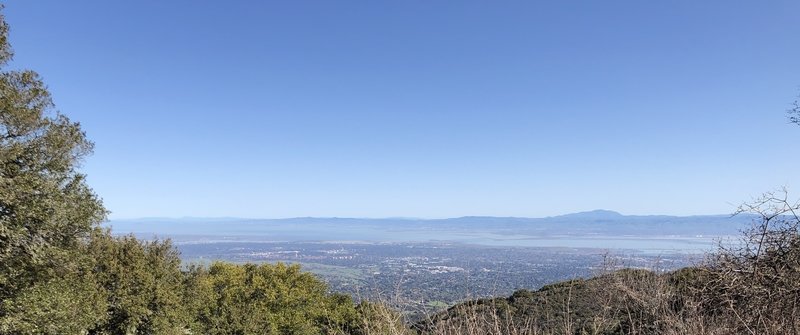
{"left": 107, "top": 210, "right": 756, "bottom": 245}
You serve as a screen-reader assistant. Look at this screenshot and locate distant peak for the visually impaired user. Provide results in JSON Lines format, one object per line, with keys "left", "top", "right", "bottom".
{"left": 554, "top": 210, "right": 624, "bottom": 219}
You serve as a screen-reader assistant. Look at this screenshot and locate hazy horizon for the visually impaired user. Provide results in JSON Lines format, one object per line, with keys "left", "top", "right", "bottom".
{"left": 109, "top": 209, "right": 742, "bottom": 221}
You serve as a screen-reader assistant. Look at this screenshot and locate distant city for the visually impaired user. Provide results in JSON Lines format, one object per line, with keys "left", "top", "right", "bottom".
{"left": 109, "top": 210, "right": 752, "bottom": 311}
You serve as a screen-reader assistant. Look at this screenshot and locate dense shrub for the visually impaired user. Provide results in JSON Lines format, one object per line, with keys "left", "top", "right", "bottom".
{"left": 186, "top": 262, "right": 362, "bottom": 335}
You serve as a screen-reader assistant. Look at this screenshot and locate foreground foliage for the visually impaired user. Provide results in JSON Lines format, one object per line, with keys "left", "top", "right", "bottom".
{"left": 0, "top": 6, "right": 107, "bottom": 333}
{"left": 186, "top": 262, "right": 361, "bottom": 335}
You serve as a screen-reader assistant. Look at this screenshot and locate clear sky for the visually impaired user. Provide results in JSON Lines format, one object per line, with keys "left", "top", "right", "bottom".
{"left": 3, "top": 1, "right": 799, "bottom": 219}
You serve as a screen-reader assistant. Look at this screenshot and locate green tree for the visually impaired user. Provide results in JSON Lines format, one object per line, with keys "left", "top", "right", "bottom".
{"left": 0, "top": 6, "right": 107, "bottom": 331}
{"left": 85, "top": 232, "right": 189, "bottom": 335}
{"left": 0, "top": 271, "right": 107, "bottom": 334}
{"left": 187, "top": 262, "right": 361, "bottom": 335}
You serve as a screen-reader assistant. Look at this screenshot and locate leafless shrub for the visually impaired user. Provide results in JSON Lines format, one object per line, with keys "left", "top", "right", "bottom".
{"left": 789, "top": 96, "right": 800, "bottom": 126}
{"left": 692, "top": 189, "right": 800, "bottom": 334}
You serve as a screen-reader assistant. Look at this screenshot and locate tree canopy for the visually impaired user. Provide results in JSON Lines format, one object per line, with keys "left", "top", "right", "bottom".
{"left": 0, "top": 2, "right": 106, "bottom": 308}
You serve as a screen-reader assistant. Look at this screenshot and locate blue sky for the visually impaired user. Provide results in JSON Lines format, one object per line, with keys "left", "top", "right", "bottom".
{"left": 3, "top": 1, "right": 799, "bottom": 219}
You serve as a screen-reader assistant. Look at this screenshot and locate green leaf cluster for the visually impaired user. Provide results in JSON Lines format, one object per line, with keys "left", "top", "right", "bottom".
{"left": 186, "top": 262, "right": 362, "bottom": 335}
{"left": 85, "top": 232, "right": 188, "bottom": 334}
{"left": 0, "top": 5, "right": 108, "bottom": 333}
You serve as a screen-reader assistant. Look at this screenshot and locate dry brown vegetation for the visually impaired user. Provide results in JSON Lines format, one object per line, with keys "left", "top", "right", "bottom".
{"left": 688, "top": 190, "right": 800, "bottom": 334}
{"left": 355, "top": 190, "right": 800, "bottom": 335}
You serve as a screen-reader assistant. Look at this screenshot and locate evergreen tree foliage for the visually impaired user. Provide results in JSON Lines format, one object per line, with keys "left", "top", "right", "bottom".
{"left": 186, "top": 262, "right": 361, "bottom": 335}
{"left": 85, "top": 232, "right": 188, "bottom": 335}
{"left": 0, "top": 271, "right": 106, "bottom": 334}
{"left": 0, "top": 6, "right": 107, "bottom": 331}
